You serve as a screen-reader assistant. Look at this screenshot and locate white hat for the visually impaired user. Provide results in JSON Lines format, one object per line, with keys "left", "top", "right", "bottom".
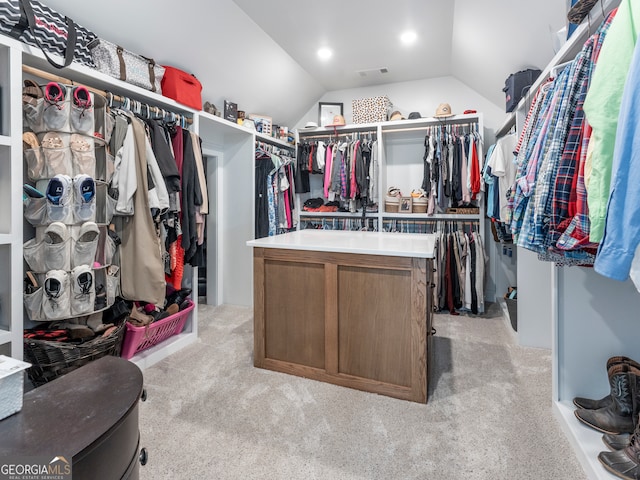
{"left": 303, "top": 121, "right": 319, "bottom": 129}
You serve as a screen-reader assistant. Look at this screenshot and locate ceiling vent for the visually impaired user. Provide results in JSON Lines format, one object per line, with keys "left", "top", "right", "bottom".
{"left": 357, "top": 67, "right": 389, "bottom": 77}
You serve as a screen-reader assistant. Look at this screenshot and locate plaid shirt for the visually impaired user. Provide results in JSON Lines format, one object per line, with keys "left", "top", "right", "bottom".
{"left": 506, "top": 82, "right": 552, "bottom": 227}
{"left": 516, "top": 66, "right": 573, "bottom": 251}
{"left": 511, "top": 72, "right": 565, "bottom": 246}
{"left": 556, "top": 10, "right": 615, "bottom": 252}
{"left": 512, "top": 10, "right": 615, "bottom": 255}
{"left": 542, "top": 37, "right": 595, "bottom": 248}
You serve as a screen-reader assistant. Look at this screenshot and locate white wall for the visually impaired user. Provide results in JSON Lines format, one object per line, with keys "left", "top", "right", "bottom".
{"left": 43, "top": 0, "right": 325, "bottom": 127}
{"left": 294, "top": 75, "right": 506, "bottom": 143}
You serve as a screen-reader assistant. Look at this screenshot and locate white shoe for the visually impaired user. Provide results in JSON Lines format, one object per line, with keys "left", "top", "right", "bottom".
{"left": 70, "top": 264, "right": 95, "bottom": 315}
{"left": 72, "top": 221, "right": 100, "bottom": 268}
{"left": 43, "top": 221, "right": 70, "bottom": 271}
{"left": 73, "top": 174, "right": 96, "bottom": 223}
{"left": 46, "top": 174, "right": 73, "bottom": 224}
{"left": 43, "top": 269, "right": 70, "bottom": 320}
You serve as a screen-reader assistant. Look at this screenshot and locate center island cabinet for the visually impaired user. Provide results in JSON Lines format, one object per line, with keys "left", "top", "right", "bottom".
{"left": 246, "top": 230, "right": 436, "bottom": 403}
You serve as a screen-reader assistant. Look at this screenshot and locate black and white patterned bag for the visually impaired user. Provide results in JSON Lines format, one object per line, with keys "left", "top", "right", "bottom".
{"left": 0, "top": 0, "right": 96, "bottom": 68}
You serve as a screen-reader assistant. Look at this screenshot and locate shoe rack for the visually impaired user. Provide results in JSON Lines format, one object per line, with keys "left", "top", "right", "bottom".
{"left": 0, "top": 35, "right": 25, "bottom": 359}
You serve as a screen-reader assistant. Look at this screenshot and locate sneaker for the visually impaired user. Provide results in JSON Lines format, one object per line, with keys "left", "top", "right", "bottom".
{"left": 43, "top": 82, "right": 68, "bottom": 131}
{"left": 70, "top": 86, "right": 94, "bottom": 133}
{"left": 43, "top": 221, "right": 70, "bottom": 271}
{"left": 72, "top": 221, "right": 99, "bottom": 268}
{"left": 46, "top": 174, "right": 73, "bottom": 223}
{"left": 70, "top": 264, "right": 95, "bottom": 315}
{"left": 43, "top": 269, "right": 70, "bottom": 320}
{"left": 73, "top": 174, "right": 96, "bottom": 222}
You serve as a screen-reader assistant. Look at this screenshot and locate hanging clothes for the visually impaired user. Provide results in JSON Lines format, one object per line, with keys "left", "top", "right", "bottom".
{"left": 505, "top": 9, "right": 616, "bottom": 266}
{"left": 254, "top": 143, "right": 296, "bottom": 239}
{"left": 116, "top": 114, "right": 166, "bottom": 306}
{"left": 433, "top": 229, "right": 485, "bottom": 315}
{"left": 422, "top": 124, "right": 483, "bottom": 214}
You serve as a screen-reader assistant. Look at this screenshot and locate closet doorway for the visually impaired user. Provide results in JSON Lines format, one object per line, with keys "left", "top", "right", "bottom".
{"left": 201, "top": 152, "right": 218, "bottom": 306}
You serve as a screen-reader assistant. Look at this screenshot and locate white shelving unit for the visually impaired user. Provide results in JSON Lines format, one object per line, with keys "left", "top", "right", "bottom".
{"left": 0, "top": 35, "right": 25, "bottom": 359}
{"left": 14, "top": 40, "right": 207, "bottom": 368}
{"left": 492, "top": 1, "right": 627, "bottom": 477}
{"left": 296, "top": 114, "right": 485, "bottom": 239}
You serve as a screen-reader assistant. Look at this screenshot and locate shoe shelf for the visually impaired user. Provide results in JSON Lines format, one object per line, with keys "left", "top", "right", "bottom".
{"left": 553, "top": 401, "right": 618, "bottom": 480}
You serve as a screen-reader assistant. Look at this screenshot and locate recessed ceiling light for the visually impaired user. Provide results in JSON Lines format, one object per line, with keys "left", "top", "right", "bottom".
{"left": 400, "top": 31, "right": 417, "bottom": 46}
{"left": 317, "top": 47, "right": 333, "bottom": 60}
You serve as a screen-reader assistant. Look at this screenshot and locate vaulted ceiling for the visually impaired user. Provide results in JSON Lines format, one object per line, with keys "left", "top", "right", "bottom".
{"left": 42, "top": 0, "right": 567, "bottom": 127}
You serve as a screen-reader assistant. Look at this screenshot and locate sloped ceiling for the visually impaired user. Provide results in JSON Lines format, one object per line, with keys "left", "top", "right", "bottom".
{"left": 41, "top": 0, "right": 567, "bottom": 127}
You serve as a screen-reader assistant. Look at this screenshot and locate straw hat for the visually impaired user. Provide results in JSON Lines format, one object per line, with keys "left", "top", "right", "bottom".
{"left": 434, "top": 103, "right": 454, "bottom": 118}
{"left": 389, "top": 110, "right": 405, "bottom": 121}
{"left": 327, "top": 114, "right": 346, "bottom": 127}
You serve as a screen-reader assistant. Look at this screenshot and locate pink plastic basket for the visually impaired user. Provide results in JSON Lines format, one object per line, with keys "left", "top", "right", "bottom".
{"left": 120, "top": 301, "right": 195, "bottom": 360}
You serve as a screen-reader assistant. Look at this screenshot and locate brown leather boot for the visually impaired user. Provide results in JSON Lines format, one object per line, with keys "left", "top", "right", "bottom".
{"left": 603, "top": 433, "right": 632, "bottom": 451}
{"left": 575, "top": 363, "right": 640, "bottom": 435}
{"left": 574, "top": 356, "right": 640, "bottom": 410}
{"left": 599, "top": 418, "right": 640, "bottom": 479}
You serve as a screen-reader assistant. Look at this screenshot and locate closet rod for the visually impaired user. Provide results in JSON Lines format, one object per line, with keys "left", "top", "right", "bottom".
{"left": 383, "top": 124, "right": 478, "bottom": 134}
{"left": 21, "top": 64, "right": 193, "bottom": 125}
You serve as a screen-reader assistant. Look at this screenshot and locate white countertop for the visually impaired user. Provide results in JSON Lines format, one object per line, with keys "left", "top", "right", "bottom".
{"left": 246, "top": 230, "right": 436, "bottom": 258}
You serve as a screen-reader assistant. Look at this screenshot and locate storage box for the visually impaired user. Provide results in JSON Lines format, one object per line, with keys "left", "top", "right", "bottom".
{"left": 503, "top": 69, "right": 541, "bottom": 113}
{"left": 0, "top": 355, "right": 31, "bottom": 420}
{"left": 120, "top": 301, "right": 195, "bottom": 359}
{"left": 352, "top": 95, "right": 392, "bottom": 124}
{"left": 161, "top": 66, "right": 203, "bottom": 110}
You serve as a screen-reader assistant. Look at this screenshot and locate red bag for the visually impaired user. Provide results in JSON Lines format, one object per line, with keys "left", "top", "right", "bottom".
{"left": 161, "top": 66, "right": 203, "bottom": 110}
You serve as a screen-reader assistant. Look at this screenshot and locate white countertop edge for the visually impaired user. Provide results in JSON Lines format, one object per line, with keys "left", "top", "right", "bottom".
{"left": 246, "top": 230, "right": 436, "bottom": 258}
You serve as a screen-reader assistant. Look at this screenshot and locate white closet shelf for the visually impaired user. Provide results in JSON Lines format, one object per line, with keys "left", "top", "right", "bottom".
{"left": 0, "top": 234, "right": 12, "bottom": 245}
{"left": 553, "top": 401, "right": 618, "bottom": 480}
{"left": 255, "top": 131, "right": 294, "bottom": 149}
{"left": 0, "top": 330, "right": 11, "bottom": 346}
{"left": 0, "top": 135, "right": 10, "bottom": 147}
{"left": 299, "top": 211, "right": 367, "bottom": 218}
{"left": 21, "top": 46, "right": 197, "bottom": 115}
{"left": 382, "top": 213, "right": 481, "bottom": 221}
{"left": 299, "top": 122, "right": 379, "bottom": 135}
{"left": 381, "top": 113, "right": 481, "bottom": 134}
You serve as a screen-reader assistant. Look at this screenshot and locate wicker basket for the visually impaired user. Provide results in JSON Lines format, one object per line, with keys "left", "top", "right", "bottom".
{"left": 385, "top": 196, "right": 400, "bottom": 213}
{"left": 412, "top": 198, "right": 428, "bottom": 213}
{"left": 23, "top": 321, "right": 125, "bottom": 388}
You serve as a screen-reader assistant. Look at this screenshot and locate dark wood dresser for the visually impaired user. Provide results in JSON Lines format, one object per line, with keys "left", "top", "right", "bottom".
{"left": 0, "top": 356, "right": 145, "bottom": 479}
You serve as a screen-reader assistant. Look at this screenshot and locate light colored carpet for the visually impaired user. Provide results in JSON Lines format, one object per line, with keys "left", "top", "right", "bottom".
{"left": 138, "top": 303, "right": 587, "bottom": 480}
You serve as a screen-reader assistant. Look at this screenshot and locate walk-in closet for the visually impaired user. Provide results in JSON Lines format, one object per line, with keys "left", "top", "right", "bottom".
{"left": 0, "top": 0, "right": 635, "bottom": 479}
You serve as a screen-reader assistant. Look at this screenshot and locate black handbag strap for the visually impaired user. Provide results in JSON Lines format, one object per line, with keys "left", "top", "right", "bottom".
{"left": 20, "top": 0, "right": 76, "bottom": 69}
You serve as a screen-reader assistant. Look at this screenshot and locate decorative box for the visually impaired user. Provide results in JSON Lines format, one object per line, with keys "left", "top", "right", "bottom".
{"left": 352, "top": 95, "right": 392, "bottom": 124}
{"left": 0, "top": 355, "right": 31, "bottom": 420}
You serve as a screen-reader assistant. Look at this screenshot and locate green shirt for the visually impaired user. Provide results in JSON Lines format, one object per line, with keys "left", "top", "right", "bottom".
{"left": 583, "top": 0, "right": 640, "bottom": 243}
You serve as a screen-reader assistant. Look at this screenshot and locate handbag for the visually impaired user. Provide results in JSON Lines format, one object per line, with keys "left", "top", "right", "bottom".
{"left": 161, "top": 66, "right": 203, "bottom": 110}
{"left": 88, "top": 38, "right": 164, "bottom": 93}
{"left": 0, "top": 0, "right": 96, "bottom": 69}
